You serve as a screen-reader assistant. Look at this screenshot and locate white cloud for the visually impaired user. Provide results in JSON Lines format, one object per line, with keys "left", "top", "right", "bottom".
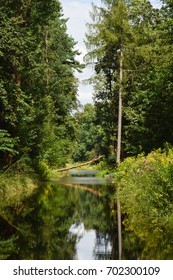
{"left": 77, "top": 87, "right": 93, "bottom": 104}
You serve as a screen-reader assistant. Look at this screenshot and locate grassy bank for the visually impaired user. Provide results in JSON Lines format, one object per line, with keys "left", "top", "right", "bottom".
{"left": 0, "top": 161, "right": 39, "bottom": 259}
{"left": 0, "top": 172, "right": 37, "bottom": 209}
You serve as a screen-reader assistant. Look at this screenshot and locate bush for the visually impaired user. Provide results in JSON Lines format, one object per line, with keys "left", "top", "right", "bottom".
{"left": 114, "top": 148, "right": 173, "bottom": 259}
{"left": 32, "top": 160, "right": 50, "bottom": 180}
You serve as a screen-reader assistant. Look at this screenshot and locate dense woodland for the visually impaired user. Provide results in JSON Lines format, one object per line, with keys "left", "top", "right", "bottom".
{"left": 0, "top": 0, "right": 173, "bottom": 168}
{"left": 0, "top": 0, "right": 82, "bottom": 171}
{"left": 75, "top": 0, "right": 173, "bottom": 162}
{"left": 0, "top": 0, "right": 173, "bottom": 259}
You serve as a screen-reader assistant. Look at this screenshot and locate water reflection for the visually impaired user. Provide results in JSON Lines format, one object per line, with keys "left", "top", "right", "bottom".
{"left": 75, "top": 230, "right": 95, "bottom": 260}
{"left": 94, "top": 232, "right": 112, "bottom": 260}
{"left": 0, "top": 170, "right": 116, "bottom": 260}
{"left": 75, "top": 230, "right": 112, "bottom": 260}
{"left": 68, "top": 170, "right": 98, "bottom": 176}
{"left": 69, "top": 222, "right": 85, "bottom": 242}
{"left": 57, "top": 175, "right": 109, "bottom": 186}
{"left": 58, "top": 171, "right": 114, "bottom": 260}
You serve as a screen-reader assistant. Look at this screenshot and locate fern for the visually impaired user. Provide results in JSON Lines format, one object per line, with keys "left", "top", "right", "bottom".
{"left": 0, "top": 129, "right": 18, "bottom": 155}
{"left": 0, "top": 236, "right": 17, "bottom": 259}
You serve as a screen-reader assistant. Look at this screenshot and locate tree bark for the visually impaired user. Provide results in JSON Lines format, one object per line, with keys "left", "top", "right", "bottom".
{"left": 116, "top": 47, "right": 123, "bottom": 260}
{"left": 56, "top": 156, "right": 103, "bottom": 172}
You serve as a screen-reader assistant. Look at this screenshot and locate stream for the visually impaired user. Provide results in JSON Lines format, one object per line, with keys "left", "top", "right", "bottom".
{"left": 0, "top": 169, "right": 117, "bottom": 260}
{"left": 54, "top": 169, "right": 115, "bottom": 260}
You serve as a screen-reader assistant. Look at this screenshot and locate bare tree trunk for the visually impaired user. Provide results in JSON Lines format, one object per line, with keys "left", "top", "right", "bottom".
{"left": 116, "top": 47, "right": 123, "bottom": 260}
{"left": 45, "top": 28, "right": 49, "bottom": 87}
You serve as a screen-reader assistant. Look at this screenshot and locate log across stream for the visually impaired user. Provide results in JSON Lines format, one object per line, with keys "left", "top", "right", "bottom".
{"left": 56, "top": 156, "right": 103, "bottom": 172}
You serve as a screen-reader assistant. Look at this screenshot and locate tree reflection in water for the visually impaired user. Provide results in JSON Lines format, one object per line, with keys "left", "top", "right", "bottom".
{"left": 94, "top": 232, "right": 112, "bottom": 260}
{"left": 0, "top": 174, "right": 116, "bottom": 260}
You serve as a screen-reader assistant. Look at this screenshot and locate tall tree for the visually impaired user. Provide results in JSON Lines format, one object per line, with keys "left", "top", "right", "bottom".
{"left": 123, "top": 0, "right": 173, "bottom": 155}
{"left": 85, "top": 0, "right": 133, "bottom": 162}
{"left": 85, "top": 0, "right": 173, "bottom": 159}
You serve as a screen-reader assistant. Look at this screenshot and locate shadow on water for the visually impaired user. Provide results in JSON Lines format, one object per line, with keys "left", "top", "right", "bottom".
{"left": 0, "top": 170, "right": 118, "bottom": 260}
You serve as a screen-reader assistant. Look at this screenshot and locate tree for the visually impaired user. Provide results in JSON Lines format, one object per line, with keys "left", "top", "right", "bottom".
{"left": 122, "top": 0, "right": 173, "bottom": 155}
{"left": 85, "top": 0, "right": 173, "bottom": 159}
{"left": 85, "top": 0, "right": 133, "bottom": 162}
{"left": 0, "top": 0, "right": 81, "bottom": 168}
{"left": 72, "top": 104, "right": 106, "bottom": 162}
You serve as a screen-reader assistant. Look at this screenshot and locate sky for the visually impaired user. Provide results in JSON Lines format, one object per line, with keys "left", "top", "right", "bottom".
{"left": 61, "top": 0, "right": 101, "bottom": 104}
{"left": 60, "top": 0, "right": 162, "bottom": 105}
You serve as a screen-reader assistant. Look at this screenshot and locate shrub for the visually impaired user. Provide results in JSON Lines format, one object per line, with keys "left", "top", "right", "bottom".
{"left": 114, "top": 148, "right": 173, "bottom": 259}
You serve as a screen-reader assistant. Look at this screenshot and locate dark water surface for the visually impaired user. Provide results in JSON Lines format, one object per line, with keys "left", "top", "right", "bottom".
{"left": 0, "top": 170, "right": 117, "bottom": 260}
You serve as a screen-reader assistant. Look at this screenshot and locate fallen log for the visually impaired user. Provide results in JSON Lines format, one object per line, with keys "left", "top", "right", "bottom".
{"left": 63, "top": 183, "right": 101, "bottom": 197}
{"left": 56, "top": 155, "right": 103, "bottom": 172}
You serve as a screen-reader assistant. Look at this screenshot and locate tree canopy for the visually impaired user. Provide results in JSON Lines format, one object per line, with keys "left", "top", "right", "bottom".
{"left": 84, "top": 0, "right": 173, "bottom": 161}
{"left": 0, "top": 0, "right": 82, "bottom": 169}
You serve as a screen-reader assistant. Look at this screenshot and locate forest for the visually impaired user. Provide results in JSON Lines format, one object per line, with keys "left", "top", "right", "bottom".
{"left": 0, "top": 0, "right": 173, "bottom": 259}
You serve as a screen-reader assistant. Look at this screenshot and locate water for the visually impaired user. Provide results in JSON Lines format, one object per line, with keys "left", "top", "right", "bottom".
{"left": 67, "top": 169, "right": 98, "bottom": 176}
{"left": 56, "top": 170, "right": 114, "bottom": 260}
{"left": 0, "top": 170, "right": 116, "bottom": 260}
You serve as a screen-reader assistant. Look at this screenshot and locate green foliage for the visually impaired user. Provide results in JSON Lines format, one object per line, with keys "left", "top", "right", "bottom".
{"left": 85, "top": 0, "right": 173, "bottom": 158}
{"left": 0, "top": 0, "right": 81, "bottom": 169}
{"left": 115, "top": 148, "right": 173, "bottom": 259}
{"left": 72, "top": 104, "right": 107, "bottom": 162}
{"left": 85, "top": 0, "right": 133, "bottom": 160}
{"left": 0, "top": 129, "right": 19, "bottom": 169}
{"left": 32, "top": 160, "right": 50, "bottom": 181}
{"left": 0, "top": 129, "right": 18, "bottom": 154}
{"left": 0, "top": 236, "right": 17, "bottom": 260}
{"left": 0, "top": 159, "right": 37, "bottom": 207}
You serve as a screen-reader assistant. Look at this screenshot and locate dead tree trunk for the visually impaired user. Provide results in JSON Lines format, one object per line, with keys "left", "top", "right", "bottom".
{"left": 56, "top": 156, "right": 103, "bottom": 172}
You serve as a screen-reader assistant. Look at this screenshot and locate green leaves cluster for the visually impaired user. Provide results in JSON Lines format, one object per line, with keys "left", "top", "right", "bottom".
{"left": 0, "top": 129, "right": 18, "bottom": 154}
{"left": 115, "top": 148, "right": 173, "bottom": 259}
{"left": 72, "top": 104, "right": 106, "bottom": 162}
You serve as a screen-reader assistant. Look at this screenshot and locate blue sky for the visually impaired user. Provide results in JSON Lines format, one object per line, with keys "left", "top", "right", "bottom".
{"left": 60, "top": 0, "right": 162, "bottom": 105}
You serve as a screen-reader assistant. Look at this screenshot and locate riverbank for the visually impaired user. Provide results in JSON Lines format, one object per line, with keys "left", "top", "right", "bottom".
{"left": 111, "top": 148, "right": 173, "bottom": 259}
{"left": 0, "top": 171, "right": 37, "bottom": 209}
{"left": 0, "top": 160, "right": 76, "bottom": 211}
